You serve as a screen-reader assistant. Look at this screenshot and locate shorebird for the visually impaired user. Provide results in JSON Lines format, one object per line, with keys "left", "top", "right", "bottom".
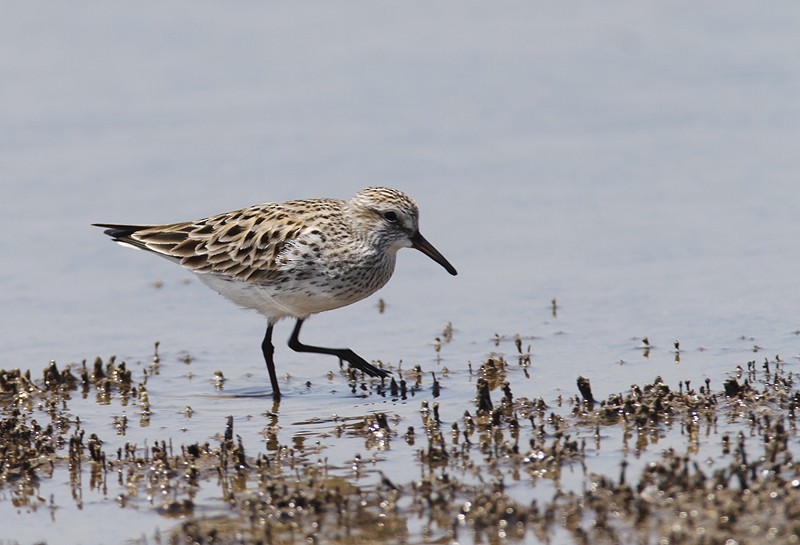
{"left": 95, "top": 187, "right": 457, "bottom": 400}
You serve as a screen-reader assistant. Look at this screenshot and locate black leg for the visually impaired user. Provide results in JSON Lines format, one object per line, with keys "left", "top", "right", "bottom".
{"left": 287, "top": 319, "right": 389, "bottom": 378}
{"left": 261, "top": 322, "right": 281, "bottom": 400}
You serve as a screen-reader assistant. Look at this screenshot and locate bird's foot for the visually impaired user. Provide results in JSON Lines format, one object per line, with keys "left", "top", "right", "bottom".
{"left": 341, "top": 351, "right": 390, "bottom": 378}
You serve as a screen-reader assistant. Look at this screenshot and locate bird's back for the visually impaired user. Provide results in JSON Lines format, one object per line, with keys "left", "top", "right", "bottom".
{"left": 95, "top": 197, "right": 396, "bottom": 320}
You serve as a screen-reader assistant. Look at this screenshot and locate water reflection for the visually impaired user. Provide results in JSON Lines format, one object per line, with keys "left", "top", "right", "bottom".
{"left": 3, "top": 349, "right": 800, "bottom": 543}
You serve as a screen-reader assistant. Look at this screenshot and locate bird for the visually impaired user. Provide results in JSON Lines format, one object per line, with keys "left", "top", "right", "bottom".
{"left": 94, "top": 186, "right": 457, "bottom": 400}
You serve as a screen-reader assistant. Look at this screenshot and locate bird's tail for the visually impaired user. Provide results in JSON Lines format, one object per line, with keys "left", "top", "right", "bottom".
{"left": 92, "top": 223, "right": 153, "bottom": 251}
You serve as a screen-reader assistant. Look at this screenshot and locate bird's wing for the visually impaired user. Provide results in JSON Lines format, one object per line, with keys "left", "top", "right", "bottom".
{"left": 94, "top": 204, "right": 307, "bottom": 282}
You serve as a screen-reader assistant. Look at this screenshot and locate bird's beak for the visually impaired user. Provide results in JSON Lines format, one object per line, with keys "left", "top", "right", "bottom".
{"left": 410, "top": 232, "right": 458, "bottom": 276}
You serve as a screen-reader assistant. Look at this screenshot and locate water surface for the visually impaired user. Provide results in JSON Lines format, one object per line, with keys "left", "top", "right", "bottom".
{"left": 2, "top": 2, "right": 800, "bottom": 543}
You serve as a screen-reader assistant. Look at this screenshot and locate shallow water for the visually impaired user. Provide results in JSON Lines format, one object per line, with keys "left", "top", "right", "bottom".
{"left": 2, "top": 2, "right": 800, "bottom": 544}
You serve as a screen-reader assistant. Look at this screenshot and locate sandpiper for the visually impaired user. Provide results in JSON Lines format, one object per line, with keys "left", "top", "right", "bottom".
{"left": 95, "top": 187, "right": 457, "bottom": 400}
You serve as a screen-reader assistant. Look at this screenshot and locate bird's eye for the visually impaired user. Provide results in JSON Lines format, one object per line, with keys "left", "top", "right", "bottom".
{"left": 383, "top": 211, "right": 398, "bottom": 222}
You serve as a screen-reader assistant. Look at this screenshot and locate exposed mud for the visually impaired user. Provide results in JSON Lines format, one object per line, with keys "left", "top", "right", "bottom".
{"left": 2, "top": 352, "right": 799, "bottom": 544}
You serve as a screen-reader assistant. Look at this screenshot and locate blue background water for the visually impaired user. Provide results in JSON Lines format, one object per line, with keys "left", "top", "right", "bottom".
{"left": 1, "top": 2, "right": 799, "bottom": 543}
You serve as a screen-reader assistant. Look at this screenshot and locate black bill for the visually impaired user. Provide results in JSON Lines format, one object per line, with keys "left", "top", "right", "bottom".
{"left": 410, "top": 232, "right": 458, "bottom": 276}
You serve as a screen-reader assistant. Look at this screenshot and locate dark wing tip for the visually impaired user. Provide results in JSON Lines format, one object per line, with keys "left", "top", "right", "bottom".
{"left": 92, "top": 223, "right": 151, "bottom": 247}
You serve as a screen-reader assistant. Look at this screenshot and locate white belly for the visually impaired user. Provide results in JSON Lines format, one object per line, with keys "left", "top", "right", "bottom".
{"left": 195, "top": 271, "right": 381, "bottom": 321}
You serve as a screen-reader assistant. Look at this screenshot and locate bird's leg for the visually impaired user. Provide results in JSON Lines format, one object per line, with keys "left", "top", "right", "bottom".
{"left": 261, "top": 322, "right": 281, "bottom": 400}
{"left": 288, "top": 319, "right": 389, "bottom": 378}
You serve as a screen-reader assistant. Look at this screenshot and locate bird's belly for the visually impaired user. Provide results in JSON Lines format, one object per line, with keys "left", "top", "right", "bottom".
{"left": 195, "top": 272, "right": 381, "bottom": 320}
